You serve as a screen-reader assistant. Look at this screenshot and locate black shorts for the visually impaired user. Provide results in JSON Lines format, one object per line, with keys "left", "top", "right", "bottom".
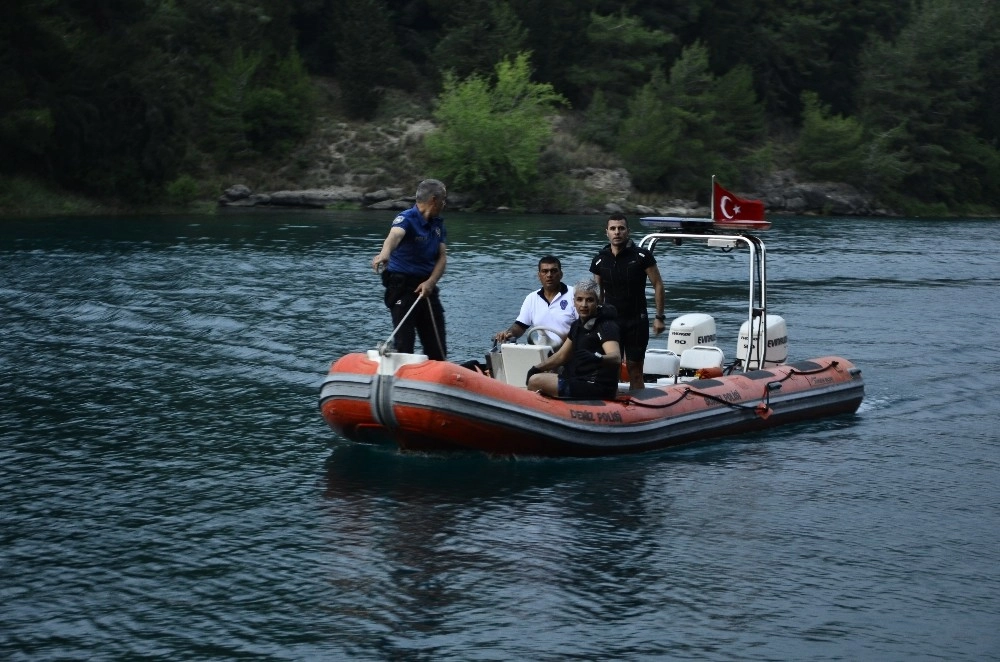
{"left": 558, "top": 376, "right": 617, "bottom": 399}
{"left": 380, "top": 270, "right": 447, "bottom": 360}
{"left": 617, "top": 315, "right": 650, "bottom": 362}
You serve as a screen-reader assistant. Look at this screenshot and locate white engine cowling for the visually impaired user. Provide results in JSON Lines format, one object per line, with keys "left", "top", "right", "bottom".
{"left": 667, "top": 313, "right": 717, "bottom": 355}
{"left": 737, "top": 315, "right": 788, "bottom": 368}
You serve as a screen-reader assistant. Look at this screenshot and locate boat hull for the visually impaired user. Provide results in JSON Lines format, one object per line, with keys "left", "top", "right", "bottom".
{"left": 318, "top": 353, "right": 864, "bottom": 457}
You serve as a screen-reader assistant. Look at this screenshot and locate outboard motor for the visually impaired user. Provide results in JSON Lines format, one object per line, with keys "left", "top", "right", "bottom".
{"left": 667, "top": 313, "right": 717, "bottom": 355}
{"left": 736, "top": 314, "right": 788, "bottom": 369}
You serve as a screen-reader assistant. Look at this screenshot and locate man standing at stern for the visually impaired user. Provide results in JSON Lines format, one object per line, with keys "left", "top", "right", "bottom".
{"left": 589, "top": 213, "right": 665, "bottom": 389}
{"left": 371, "top": 179, "right": 448, "bottom": 360}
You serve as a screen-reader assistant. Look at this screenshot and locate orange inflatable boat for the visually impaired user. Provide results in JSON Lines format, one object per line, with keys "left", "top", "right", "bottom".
{"left": 319, "top": 228, "right": 865, "bottom": 457}
{"left": 319, "top": 351, "right": 863, "bottom": 456}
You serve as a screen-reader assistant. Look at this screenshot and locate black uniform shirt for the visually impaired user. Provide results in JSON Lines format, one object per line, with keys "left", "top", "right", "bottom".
{"left": 589, "top": 240, "right": 656, "bottom": 320}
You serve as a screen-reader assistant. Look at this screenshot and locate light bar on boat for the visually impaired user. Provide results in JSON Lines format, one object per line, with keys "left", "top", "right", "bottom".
{"left": 639, "top": 216, "right": 772, "bottom": 232}
{"left": 639, "top": 216, "right": 714, "bottom": 231}
{"left": 713, "top": 219, "right": 773, "bottom": 231}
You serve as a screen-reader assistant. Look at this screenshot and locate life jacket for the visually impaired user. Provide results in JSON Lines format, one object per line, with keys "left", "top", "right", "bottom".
{"left": 567, "top": 305, "right": 619, "bottom": 383}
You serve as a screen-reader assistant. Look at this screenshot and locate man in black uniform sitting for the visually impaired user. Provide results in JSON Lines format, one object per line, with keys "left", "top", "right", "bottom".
{"left": 525, "top": 279, "right": 621, "bottom": 399}
{"left": 589, "top": 213, "right": 665, "bottom": 389}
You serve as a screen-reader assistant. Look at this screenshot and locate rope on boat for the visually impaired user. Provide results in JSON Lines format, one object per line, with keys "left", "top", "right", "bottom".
{"left": 379, "top": 294, "right": 424, "bottom": 356}
{"left": 626, "top": 360, "right": 843, "bottom": 419}
{"left": 625, "top": 390, "right": 691, "bottom": 409}
{"left": 627, "top": 387, "right": 764, "bottom": 412}
{"left": 788, "top": 360, "right": 839, "bottom": 376}
{"left": 427, "top": 297, "right": 446, "bottom": 359}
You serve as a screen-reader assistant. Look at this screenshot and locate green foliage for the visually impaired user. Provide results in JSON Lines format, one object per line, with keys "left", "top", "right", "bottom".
{"left": 165, "top": 174, "right": 200, "bottom": 205}
{"left": 699, "top": 0, "right": 911, "bottom": 119}
{"left": 204, "top": 47, "right": 315, "bottom": 161}
{"left": 710, "top": 64, "right": 771, "bottom": 184}
{"left": 858, "top": 0, "right": 1000, "bottom": 211}
{"left": 794, "top": 92, "right": 865, "bottom": 183}
{"left": 425, "top": 53, "right": 567, "bottom": 207}
{"left": 0, "top": 0, "right": 998, "bottom": 213}
{"left": 616, "top": 71, "right": 682, "bottom": 192}
{"left": 617, "top": 43, "right": 766, "bottom": 197}
{"left": 205, "top": 49, "right": 262, "bottom": 161}
{"left": 248, "top": 49, "right": 316, "bottom": 154}
{"left": 0, "top": 108, "right": 55, "bottom": 158}
{"left": 505, "top": 0, "right": 595, "bottom": 104}
{"left": 334, "top": 0, "right": 400, "bottom": 120}
{"left": 432, "top": 1, "right": 528, "bottom": 80}
{"left": 857, "top": 126, "right": 913, "bottom": 203}
{"left": 578, "top": 89, "right": 622, "bottom": 150}
{"left": 0, "top": 1, "right": 186, "bottom": 199}
{"left": 0, "top": 0, "right": 316, "bottom": 202}
{"left": 565, "top": 9, "right": 673, "bottom": 106}
{"left": 0, "top": 175, "right": 103, "bottom": 216}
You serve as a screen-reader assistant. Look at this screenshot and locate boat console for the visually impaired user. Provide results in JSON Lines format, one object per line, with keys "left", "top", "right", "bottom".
{"left": 488, "top": 344, "right": 552, "bottom": 387}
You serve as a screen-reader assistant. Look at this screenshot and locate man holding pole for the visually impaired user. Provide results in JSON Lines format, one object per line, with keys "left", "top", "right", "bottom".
{"left": 371, "top": 179, "right": 449, "bottom": 360}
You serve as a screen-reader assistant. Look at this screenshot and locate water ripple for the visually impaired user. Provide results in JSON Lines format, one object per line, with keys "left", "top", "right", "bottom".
{"left": 1, "top": 214, "right": 998, "bottom": 660}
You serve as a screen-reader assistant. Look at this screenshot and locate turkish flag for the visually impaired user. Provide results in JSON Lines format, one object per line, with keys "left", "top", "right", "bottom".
{"left": 713, "top": 181, "right": 765, "bottom": 221}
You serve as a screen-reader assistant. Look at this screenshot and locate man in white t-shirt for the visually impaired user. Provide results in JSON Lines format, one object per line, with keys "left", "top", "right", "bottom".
{"left": 493, "top": 255, "right": 578, "bottom": 346}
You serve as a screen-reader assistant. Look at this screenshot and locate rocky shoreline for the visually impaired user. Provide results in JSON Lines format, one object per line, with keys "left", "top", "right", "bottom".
{"left": 218, "top": 168, "right": 888, "bottom": 217}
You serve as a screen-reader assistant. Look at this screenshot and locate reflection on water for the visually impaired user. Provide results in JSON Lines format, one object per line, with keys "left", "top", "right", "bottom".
{"left": 1, "top": 212, "right": 998, "bottom": 659}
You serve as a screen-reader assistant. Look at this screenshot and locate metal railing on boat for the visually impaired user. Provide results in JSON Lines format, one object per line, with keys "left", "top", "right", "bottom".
{"left": 637, "top": 231, "right": 769, "bottom": 373}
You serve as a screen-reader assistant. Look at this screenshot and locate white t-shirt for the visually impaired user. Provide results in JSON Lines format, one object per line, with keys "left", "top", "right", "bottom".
{"left": 514, "top": 284, "right": 577, "bottom": 343}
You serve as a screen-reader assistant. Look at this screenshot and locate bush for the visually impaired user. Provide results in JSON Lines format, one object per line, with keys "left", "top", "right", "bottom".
{"left": 165, "top": 174, "right": 200, "bottom": 205}
{"left": 424, "top": 52, "right": 567, "bottom": 208}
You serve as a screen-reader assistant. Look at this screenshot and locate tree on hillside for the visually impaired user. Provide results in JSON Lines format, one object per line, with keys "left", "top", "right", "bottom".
{"left": 334, "top": 0, "right": 401, "bottom": 119}
{"left": 214, "top": 48, "right": 314, "bottom": 158}
{"left": 431, "top": 1, "right": 527, "bottom": 80}
{"left": 0, "top": 0, "right": 315, "bottom": 200}
{"left": 506, "top": 0, "right": 596, "bottom": 104}
{"left": 617, "top": 43, "right": 765, "bottom": 197}
{"left": 204, "top": 49, "right": 263, "bottom": 162}
{"left": 794, "top": 91, "right": 865, "bottom": 184}
{"left": 0, "top": 0, "right": 193, "bottom": 199}
{"left": 857, "top": 0, "right": 1000, "bottom": 212}
{"left": 615, "top": 69, "right": 681, "bottom": 192}
{"left": 697, "top": 0, "right": 911, "bottom": 120}
{"left": 424, "top": 52, "right": 567, "bottom": 208}
{"left": 565, "top": 9, "right": 673, "bottom": 108}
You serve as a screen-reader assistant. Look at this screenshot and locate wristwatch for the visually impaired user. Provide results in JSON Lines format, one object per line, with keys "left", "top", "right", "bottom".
{"left": 655, "top": 314, "right": 666, "bottom": 322}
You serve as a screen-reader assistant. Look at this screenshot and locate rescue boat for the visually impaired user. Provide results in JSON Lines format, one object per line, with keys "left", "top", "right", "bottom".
{"left": 319, "top": 229, "right": 864, "bottom": 457}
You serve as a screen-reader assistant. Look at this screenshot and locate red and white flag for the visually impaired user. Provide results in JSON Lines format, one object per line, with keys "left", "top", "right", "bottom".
{"left": 713, "top": 180, "right": 765, "bottom": 222}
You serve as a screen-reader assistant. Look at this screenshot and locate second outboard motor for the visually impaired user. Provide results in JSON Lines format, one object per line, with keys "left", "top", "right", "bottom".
{"left": 736, "top": 315, "right": 788, "bottom": 369}
{"left": 667, "top": 313, "right": 717, "bottom": 355}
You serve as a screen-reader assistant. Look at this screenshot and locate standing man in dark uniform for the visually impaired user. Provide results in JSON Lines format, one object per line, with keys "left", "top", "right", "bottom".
{"left": 589, "top": 213, "right": 665, "bottom": 389}
{"left": 371, "top": 179, "right": 448, "bottom": 360}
